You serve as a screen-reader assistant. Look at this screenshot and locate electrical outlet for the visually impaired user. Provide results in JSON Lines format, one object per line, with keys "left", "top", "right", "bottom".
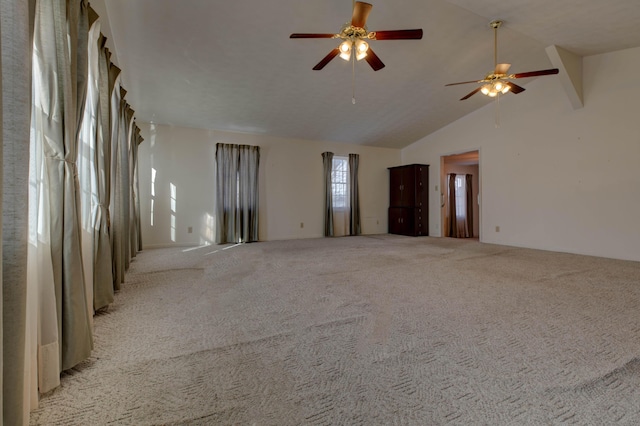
{"left": 300, "top": 222, "right": 304, "bottom": 228}
{"left": 495, "top": 226, "right": 500, "bottom": 232}
{"left": 188, "top": 226, "right": 193, "bottom": 234}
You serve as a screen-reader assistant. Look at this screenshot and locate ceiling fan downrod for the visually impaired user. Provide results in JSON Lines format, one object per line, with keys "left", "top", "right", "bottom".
{"left": 490, "top": 20, "right": 502, "bottom": 69}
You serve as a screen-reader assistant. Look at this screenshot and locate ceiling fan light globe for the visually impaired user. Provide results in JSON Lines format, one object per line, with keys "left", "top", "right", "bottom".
{"left": 494, "top": 82, "right": 503, "bottom": 91}
{"left": 356, "top": 51, "right": 367, "bottom": 60}
{"left": 501, "top": 85, "right": 510, "bottom": 94}
{"left": 488, "top": 90, "right": 498, "bottom": 97}
{"left": 339, "top": 40, "right": 352, "bottom": 61}
{"left": 480, "top": 85, "right": 490, "bottom": 95}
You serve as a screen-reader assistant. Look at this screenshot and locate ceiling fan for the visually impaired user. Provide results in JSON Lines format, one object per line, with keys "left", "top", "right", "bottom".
{"left": 290, "top": 1, "right": 423, "bottom": 72}
{"left": 446, "top": 20, "right": 559, "bottom": 100}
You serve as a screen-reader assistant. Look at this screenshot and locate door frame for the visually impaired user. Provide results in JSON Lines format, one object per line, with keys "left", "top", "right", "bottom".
{"left": 440, "top": 149, "right": 481, "bottom": 241}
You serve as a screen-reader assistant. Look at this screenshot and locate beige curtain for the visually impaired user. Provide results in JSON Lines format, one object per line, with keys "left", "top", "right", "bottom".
{"left": 23, "top": 1, "right": 141, "bottom": 416}
{"left": 129, "top": 125, "right": 137, "bottom": 258}
{"left": 92, "top": 35, "right": 114, "bottom": 310}
{"left": 110, "top": 86, "right": 132, "bottom": 287}
{"left": 108, "top": 64, "right": 121, "bottom": 291}
{"left": 123, "top": 106, "right": 133, "bottom": 268}
{"left": 109, "top": 73, "right": 123, "bottom": 289}
{"left": 2, "top": 0, "right": 35, "bottom": 423}
{"left": 137, "top": 128, "right": 144, "bottom": 251}
{"left": 130, "top": 127, "right": 143, "bottom": 255}
{"left": 83, "top": 21, "right": 114, "bottom": 312}
{"left": 30, "top": 0, "right": 61, "bottom": 401}
{"left": 78, "top": 8, "right": 100, "bottom": 322}
{"left": 109, "top": 88, "right": 141, "bottom": 284}
{"left": 33, "top": 0, "right": 93, "bottom": 373}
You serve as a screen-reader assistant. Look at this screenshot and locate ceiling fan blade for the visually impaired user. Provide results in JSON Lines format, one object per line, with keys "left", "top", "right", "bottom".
{"left": 351, "top": 1, "right": 373, "bottom": 28}
{"left": 371, "top": 29, "right": 423, "bottom": 40}
{"left": 445, "top": 79, "right": 482, "bottom": 86}
{"left": 506, "top": 82, "right": 525, "bottom": 94}
{"left": 460, "top": 87, "right": 482, "bottom": 100}
{"left": 364, "top": 47, "right": 385, "bottom": 71}
{"left": 290, "top": 33, "right": 336, "bottom": 39}
{"left": 494, "top": 63, "right": 511, "bottom": 74}
{"left": 312, "top": 48, "right": 340, "bottom": 70}
{"left": 512, "top": 68, "right": 559, "bottom": 79}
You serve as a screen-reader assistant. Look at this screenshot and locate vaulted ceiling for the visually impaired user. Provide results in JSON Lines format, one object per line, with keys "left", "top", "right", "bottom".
{"left": 91, "top": 0, "right": 640, "bottom": 149}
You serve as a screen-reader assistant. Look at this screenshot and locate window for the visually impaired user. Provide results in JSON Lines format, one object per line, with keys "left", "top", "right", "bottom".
{"left": 331, "top": 156, "right": 349, "bottom": 209}
{"left": 454, "top": 174, "right": 466, "bottom": 219}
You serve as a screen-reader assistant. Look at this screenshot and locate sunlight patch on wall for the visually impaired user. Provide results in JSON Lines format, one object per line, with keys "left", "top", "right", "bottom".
{"left": 149, "top": 122, "right": 157, "bottom": 148}
{"left": 150, "top": 167, "right": 157, "bottom": 226}
{"left": 170, "top": 182, "right": 177, "bottom": 242}
{"left": 201, "top": 212, "right": 215, "bottom": 245}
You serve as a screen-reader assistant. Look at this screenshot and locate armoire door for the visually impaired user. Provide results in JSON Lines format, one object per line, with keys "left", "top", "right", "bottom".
{"left": 388, "top": 207, "right": 412, "bottom": 235}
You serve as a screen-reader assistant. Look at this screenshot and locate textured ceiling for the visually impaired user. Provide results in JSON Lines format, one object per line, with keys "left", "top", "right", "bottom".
{"left": 92, "top": 0, "right": 640, "bottom": 149}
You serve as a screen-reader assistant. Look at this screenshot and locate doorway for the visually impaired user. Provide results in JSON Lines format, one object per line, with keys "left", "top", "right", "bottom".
{"left": 440, "top": 150, "right": 480, "bottom": 239}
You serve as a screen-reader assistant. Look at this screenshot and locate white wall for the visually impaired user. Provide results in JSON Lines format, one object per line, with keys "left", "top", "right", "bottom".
{"left": 137, "top": 123, "right": 401, "bottom": 247}
{"left": 402, "top": 46, "right": 640, "bottom": 261}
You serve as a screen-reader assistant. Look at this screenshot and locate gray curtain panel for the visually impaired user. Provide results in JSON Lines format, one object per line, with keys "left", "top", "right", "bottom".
{"left": 215, "top": 143, "right": 239, "bottom": 244}
{"left": 1, "top": 0, "right": 33, "bottom": 422}
{"left": 465, "top": 174, "right": 473, "bottom": 237}
{"left": 34, "top": 0, "right": 93, "bottom": 372}
{"left": 322, "top": 152, "right": 334, "bottom": 237}
{"left": 215, "top": 143, "right": 260, "bottom": 244}
{"left": 348, "top": 153, "right": 361, "bottom": 235}
{"left": 238, "top": 145, "right": 260, "bottom": 242}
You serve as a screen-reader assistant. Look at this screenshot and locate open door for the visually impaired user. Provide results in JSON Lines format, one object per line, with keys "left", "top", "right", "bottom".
{"left": 440, "top": 151, "right": 480, "bottom": 239}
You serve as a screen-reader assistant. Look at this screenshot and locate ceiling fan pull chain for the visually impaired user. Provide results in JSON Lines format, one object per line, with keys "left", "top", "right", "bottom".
{"left": 495, "top": 95, "right": 500, "bottom": 128}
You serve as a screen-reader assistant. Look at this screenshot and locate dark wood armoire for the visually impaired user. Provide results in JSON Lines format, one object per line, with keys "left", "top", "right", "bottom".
{"left": 388, "top": 164, "right": 429, "bottom": 236}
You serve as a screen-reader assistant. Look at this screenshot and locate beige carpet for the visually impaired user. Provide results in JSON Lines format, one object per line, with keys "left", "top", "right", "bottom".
{"left": 29, "top": 235, "right": 640, "bottom": 425}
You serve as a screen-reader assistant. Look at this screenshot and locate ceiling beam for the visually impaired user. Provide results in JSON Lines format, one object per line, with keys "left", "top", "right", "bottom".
{"left": 545, "top": 45, "right": 583, "bottom": 109}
